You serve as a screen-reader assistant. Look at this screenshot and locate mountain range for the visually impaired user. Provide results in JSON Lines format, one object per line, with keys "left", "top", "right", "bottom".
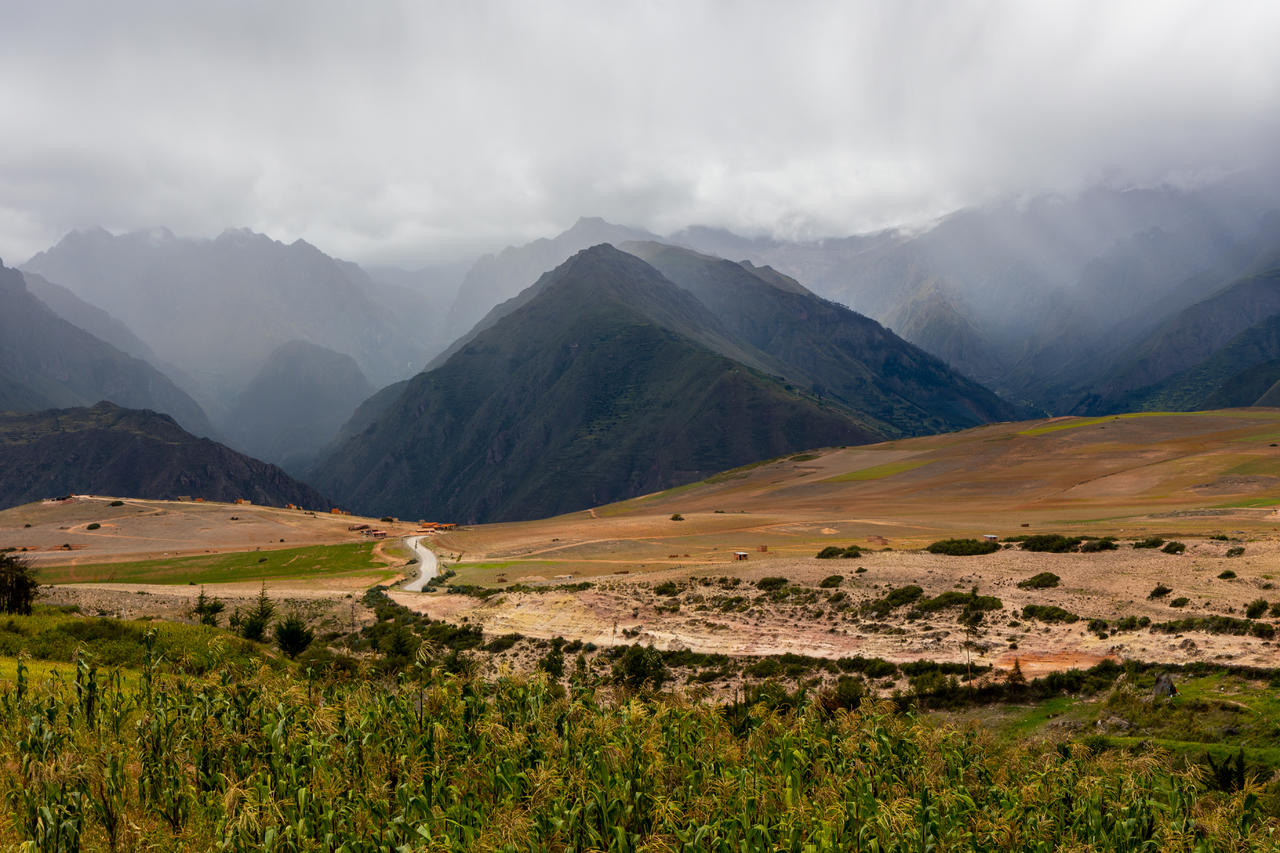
{"left": 310, "top": 244, "right": 1014, "bottom": 522}
{"left": 0, "top": 261, "right": 212, "bottom": 436}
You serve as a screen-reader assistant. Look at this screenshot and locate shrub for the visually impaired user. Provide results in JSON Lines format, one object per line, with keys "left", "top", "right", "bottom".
{"left": 818, "top": 575, "right": 843, "bottom": 589}
{"left": 1218, "top": 570, "right": 1237, "bottom": 580}
{"left": 1226, "top": 547, "right": 1245, "bottom": 558}
{"left": 816, "top": 546, "right": 845, "bottom": 559}
{"left": 1162, "top": 541, "right": 1187, "bottom": 555}
{"left": 539, "top": 645, "right": 565, "bottom": 679}
{"left": 86, "top": 522, "right": 101, "bottom": 530}
{"left": 613, "top": 644, "right": 668, "bottom": 689}
{"left": 483, "top": 633, "right": 522, "bottom": 653}
{"left": 1019, "top": 534, "right": 1082, "bottom": 553}
{"left": 1169, "top": 597, "right": 1190, "bottom": 608}
{"left": 1148, "top": 584, "right": 1172, "bottom": 599}
{"left": 108, "top": 500, "right": 124, "bottom": 507}
{"left": 670, "top": 514, "right": 684, "bottom": 522}
{"left": 1245, "top": 599, "right": 1269, "bottom": 619}
{"left": 755, "top": 577, "right": 788, "bottom": 592}
{"left": 839, "top": 547, "right": 862, "bottom": 559}
{"left": 1021, "top": 604, "right": 1079, "bottom": 624}
{"left": 1017, "top": 572, "right": 1060, "bottom": 590}
{"left": 653, "top": 581, "right": 680, "bottom": 597}
{"left": 864, "top": 585, "right": 924, "bottom": 617}
{"left": 1080, "top": 537, "right": 1118, "bottom": 552}
{"left": 914, "top": 589, "right": 1002, "bottom": 613}
{"left": 925, "top": 538, "right": 999, "bottom": 556}
{"left": 1152, "top": 616, "right": 1274, "bottom": 639}
{"left": 1133, "top": 537, "right": 1165, "bottom": 549}
{"left": 835, "top": 656, "right": 898, "bottom": 679}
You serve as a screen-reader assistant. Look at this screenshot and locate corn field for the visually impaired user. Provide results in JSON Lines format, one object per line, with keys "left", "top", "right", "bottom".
{"left": 0, "top": 639, "right": 1275, "bottom": 852}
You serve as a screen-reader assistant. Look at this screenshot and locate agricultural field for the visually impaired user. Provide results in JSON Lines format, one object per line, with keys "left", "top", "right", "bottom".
{"left": 1, "top": 605, "right": 1278, "bottom": 851}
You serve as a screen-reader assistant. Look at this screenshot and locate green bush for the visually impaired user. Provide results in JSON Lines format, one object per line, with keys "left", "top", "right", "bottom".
{"left": 108, "top": 500, "right": 124, "bottom": 507}
{"left": 925, "top": 538, "right": 999, "bottom": 556}
{"left": 1080, "top": 537, "right": 1118, "bottom": 552}
{"left": 1148, "top": 584, "right": 1172, "bottom": 599}
{"left": 1162, "top": 541, "right": 1187, "bottom": 555}
{"left": 1226, "top": 547, "right": 1245, "bottom": 558}
{"left": 86, "top": 522, "right": 101, "bottom": 530}
{"left": 653, "top": 581, "right": 680, "bottom": 596}
{"left": 1021, "top": 604, "right": 1079, "bottom": 624}
{"left": 1245, "top": 599, "right": 1269, "bottom": 619}
{"left": 1152, "top": 616, "right": 1275, "bottom": 639}
{"left": 1218, "top": 570, "right": 1237, "bottom": 579}
{"left": 816, "top": 546, "right": 861, "bottom": 559}
{"left": 818, "top": 575, "right": 843, "bottom": 589}
{"left": 1018, "top": 534, "right": 1082, "bottom": 553}
{"left": 755, "top": 576, "right": 788, "bottom": 592}
{"left": 670, "top": 513, "right": 684, "bottom": 522}
{"left": 1133, "top": 537, "right": 1166, "bottom": 549}
{"left": 914, "top": 590, "right": 1002, "bottom": 613}
{"left": 1017, "top": 572, "right": 1060, "bottom": 590}
{"left": 612, "top": 644, "right": 669, "bottom": 689}
{"left": 1169, "top": 597, "right": 1190, "bottom": 608}
{"left": 864, "top": 585, "right": 923, "bottom": 617}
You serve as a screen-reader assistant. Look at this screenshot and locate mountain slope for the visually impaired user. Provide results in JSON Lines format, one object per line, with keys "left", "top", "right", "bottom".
{"left": 312, "top": 245, "right": 879, "bottom": 522}
{"left": 620, "top": 242, "right": 1021, "bottom": 433}
{"left": 223, "top": 340, "right": 375, "bottom": 472}
{"left": 0, "top": 402, "right": 330, "bottom": 510}
{"left": 444, "top": 217, "right": 661, "bottom": 335}
{"left": 21, "top": 271, "right": 156, "bottom": 361}
{"left": 1083, "top": 268, "right": 1280, "bottom": 412}
{"left": 0, "top": 262, "right": 213, "bottom": 436}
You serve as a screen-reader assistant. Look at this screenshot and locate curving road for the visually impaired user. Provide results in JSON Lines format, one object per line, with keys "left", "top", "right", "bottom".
{"left": 400, "top": 535, "right": 441, "bottom": 592}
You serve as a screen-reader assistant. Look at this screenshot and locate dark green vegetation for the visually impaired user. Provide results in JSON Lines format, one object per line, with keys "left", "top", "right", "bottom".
{"left": 816, "top": 545, "right": 861, "bottom": 559}
{"left": 925, "top": 538, "right": 999, "bottom": 556}
{"left": 1017, "top": 572, "right": 1060, "bottom": 590}
{"left": 222, "top": 340, "right": 374, "bottom": 472}
{"left": 312, "top": 244, "right": 1016, "bottom": 523}
{"left": 0, "top": 262, "right": 210, "bottom": 435}
{"left": 38, "top": 542, "right": 384, "bottom": 585}
{"left": 1134, "top": 536, "right": 1166, "bottom": 549}
{"left": 1017, "top": 534, "right": 1083, "bottom": 553}
{"left": 0, "top": 402, "right": 331, "bottom": 511}
{"left": 1162, "top": 541, "right": 1187, "bottom": 554}
{"left": 1021, "top": 604, "right": 1080, "bottom": 624}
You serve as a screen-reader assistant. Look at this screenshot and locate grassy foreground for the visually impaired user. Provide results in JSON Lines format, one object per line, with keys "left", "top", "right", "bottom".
{"left": 2, "top": 642, "right": 1276, "bottom": 851}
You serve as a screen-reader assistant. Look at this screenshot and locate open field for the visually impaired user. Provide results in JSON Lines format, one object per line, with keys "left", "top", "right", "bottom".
{"left": 0, "top": 495, "right": 423, "bottom": 566}
{"left": 386, "top": 410, "right": 1280, "bottom": 673}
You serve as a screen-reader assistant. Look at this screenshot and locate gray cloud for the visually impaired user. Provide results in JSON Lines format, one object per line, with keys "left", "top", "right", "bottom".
{"left": 2, "top": 0, "right": 1278, "bottom": 266}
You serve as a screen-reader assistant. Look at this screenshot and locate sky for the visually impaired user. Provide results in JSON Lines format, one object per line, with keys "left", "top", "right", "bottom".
{"left": 2, "top": 0, "right": 1279, "bottom": 268}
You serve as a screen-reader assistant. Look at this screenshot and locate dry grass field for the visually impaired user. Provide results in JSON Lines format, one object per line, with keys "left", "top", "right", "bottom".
{"left": 391, "top": 410, "right": 1280, "bottom": 672}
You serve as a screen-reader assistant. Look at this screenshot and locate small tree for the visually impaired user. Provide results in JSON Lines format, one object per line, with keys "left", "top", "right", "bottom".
{"left": 237, "top": 583, "right": 275, "bottom": 642}
{"left": 0, "top": 553, "right": 39, "bottom": 615}
{"left": 191, "top": 586, "right": 226, "bottom": 627}
{"left": 274, "top": 614, "right": 314, "bottom": 658}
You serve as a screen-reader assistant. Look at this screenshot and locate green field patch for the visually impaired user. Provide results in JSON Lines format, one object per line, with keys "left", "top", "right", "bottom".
{"left": 1016, "top": 412, "right": 1193, "bottom": 437}
{"left": 823, "top": 459, "right": 929, "bottom": 483}
{"left": 40, "top": 542, "right": 394, "bottom": 585}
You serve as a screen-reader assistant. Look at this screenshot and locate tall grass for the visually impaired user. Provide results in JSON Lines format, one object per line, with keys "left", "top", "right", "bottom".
{"left": 0, "top": 644, "right": 1274, "bottom": 851}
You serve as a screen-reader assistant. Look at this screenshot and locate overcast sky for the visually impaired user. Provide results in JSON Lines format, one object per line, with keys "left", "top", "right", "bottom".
{"left": 2, "top": 0, "right": 1278, "bottom": 267}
